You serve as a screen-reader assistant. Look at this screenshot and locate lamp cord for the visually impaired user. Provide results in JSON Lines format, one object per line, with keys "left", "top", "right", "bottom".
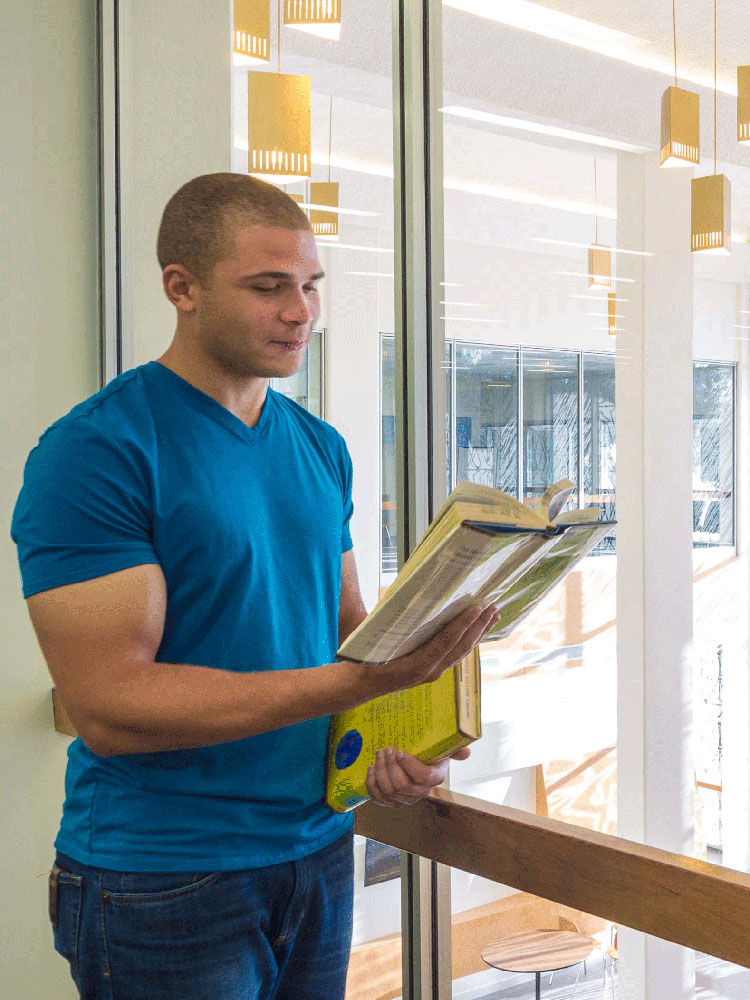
{"left": 328, "top": 97, "right": 333, "bottom": 182}
{"left": 278, "top": 0, "right": 281, "bottom": 73}
{"left": 673, "top": 0, "right": 677, "bottom": 86}
{"left": 714, "top": 0, "right": 717, "bottom": 175}
{"left": 594, "top": 157, "right": 598, "bottom": 245}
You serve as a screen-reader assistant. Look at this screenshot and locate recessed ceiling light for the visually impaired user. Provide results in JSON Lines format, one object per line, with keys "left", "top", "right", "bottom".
{"left": 570, "top": 294, "right": 630, "bottom": 302}
{"left": 236, "top": 144, "right": 617, "bottom": 218}
{"left": 441, "top": 106, "right": 650, "bottom": 153}
{"left": 534, "top": 238, "right": 653, "bottom": 257}
{"left": 344, "top": 271, "right": 394, "bottom": 277}
{"left": 316, "top": 241, "right": 393, "bottom": 253}
{"left": 586, "top": 312, "right": 624, "bottom": 318}
{"left": 556, "top": 271, "right": 636, "bottom": 283}
{"left": 441, "top": 316, "right": 509, "bottom": 323}
{"left": 298, "top": 202, "right": 379, "bottom": 217}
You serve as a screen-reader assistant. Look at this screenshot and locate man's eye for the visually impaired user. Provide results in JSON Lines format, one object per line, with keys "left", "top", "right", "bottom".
{"left": 253, "top": 285, "right": 280, "bottom": 293}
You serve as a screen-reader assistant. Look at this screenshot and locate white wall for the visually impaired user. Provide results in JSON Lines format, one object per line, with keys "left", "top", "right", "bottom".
{"left": 119, "top": 0, "right": 232, "bottom": 367}
{"left": 1, "top": 3, "right": 99, "bottom": 996}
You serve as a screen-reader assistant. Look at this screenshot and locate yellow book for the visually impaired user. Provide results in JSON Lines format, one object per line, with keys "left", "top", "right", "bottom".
{"left": 326, "top": 646, "right": 481, "bottom": 812}
{"left": 325, "top": 478, "right": 615, "bottom": 812}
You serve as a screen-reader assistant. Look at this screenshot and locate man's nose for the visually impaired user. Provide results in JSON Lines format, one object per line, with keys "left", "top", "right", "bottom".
{"left": 280, "top": 289, "right": 315, "bottom": 325}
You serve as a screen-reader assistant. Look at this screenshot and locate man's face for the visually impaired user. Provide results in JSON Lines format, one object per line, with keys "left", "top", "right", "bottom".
{"left": 194, "top": 224, "right": 323, "bottom": 380}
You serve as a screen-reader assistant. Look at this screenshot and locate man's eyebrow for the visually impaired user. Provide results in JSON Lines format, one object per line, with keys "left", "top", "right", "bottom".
{"left": 237, "top": 271, "right": 325, "bottom": 281}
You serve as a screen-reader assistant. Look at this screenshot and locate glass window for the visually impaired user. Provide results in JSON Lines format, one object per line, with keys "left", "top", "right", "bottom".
{"left": 270, "top": 328, "right": 324, "bottom": 416}
{"left": 522, "top": 349, "right": 579, "bottom": 507}
{"left": 692, "top": 363, "right": 735, "bottom": 548}
{"left": 584, "top": 353, "right": 616, "bottom": 553}
{"left": 454, "top": 344, "right": 519, "bottom": 495}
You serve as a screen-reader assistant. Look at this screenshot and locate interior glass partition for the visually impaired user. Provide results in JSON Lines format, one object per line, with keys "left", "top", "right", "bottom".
{"left": 436, "top": 1, "right": 750, "bottom": 997}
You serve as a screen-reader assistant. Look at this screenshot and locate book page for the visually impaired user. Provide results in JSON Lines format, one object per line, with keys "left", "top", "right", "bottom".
{"left": 533, "top": 479, "right": 576, "bottom": 525}
{"left": 339, "top": 525, "right": 537, "bottom": 662}
{"left": 484, "top": 522, "right": 612, "bottom": 639}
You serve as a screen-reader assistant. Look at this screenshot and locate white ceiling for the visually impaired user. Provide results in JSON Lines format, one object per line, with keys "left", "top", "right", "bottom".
{"left": 233, "top": 0, "right": 750, "bottom": 345}
{"left": 540, "top": 0, "right": 749, "bottom": 90}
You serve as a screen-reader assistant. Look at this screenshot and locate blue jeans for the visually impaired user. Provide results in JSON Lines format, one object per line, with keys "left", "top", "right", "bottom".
{"left": 48, "top": 830, "right": 354, "bottom": 999}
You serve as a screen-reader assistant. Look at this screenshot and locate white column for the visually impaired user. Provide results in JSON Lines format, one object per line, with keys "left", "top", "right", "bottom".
{"left": 616, "top": 152, "right": 695, "bottom": 999}
{"left": 721, "top": 285, "right": 750, "bottom": 874}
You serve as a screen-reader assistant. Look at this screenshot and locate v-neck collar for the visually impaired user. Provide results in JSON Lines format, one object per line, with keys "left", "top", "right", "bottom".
{"left": 147, "top": 361, "right": 276, "bottom": 445}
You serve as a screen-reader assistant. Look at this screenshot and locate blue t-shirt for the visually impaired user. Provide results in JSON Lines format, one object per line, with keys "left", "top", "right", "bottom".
{"left": 11, "top": 360, "right": 355, "bottom": 871}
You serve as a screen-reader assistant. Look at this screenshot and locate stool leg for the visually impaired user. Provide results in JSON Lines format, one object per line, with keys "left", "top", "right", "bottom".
{"left": 536, "top": 971, "right": 541, "bottom": 1000}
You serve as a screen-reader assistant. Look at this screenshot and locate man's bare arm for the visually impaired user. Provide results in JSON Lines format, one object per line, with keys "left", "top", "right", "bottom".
{"left": 27, "top": 561, "right": 498, "bottom": 758}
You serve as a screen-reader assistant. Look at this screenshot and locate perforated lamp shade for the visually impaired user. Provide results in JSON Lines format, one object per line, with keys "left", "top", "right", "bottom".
{"left": 691, "top": 173, "right": 731, "bottom": 254}
{"left": 233, "top": 0, "right": 270, "bottom": 65}
{"left": 660, "top": 86, "right": 700, "bottom": 166}
{"left": 310, "top": 182, "right": 339, "bottom": 239}
{"left": 738, "top": 66, "right": 750, "bottom": 142}
{"left": 587, "top": 245, "right": 611, "bottom": 290}
{"left": 247, "top": 72, "right": 311, "bottom": 183}
{"left": 284, "top": 0, "right": 342, "bottom": 40}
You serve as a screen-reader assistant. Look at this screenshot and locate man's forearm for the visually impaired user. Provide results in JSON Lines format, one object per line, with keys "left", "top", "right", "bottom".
{"left": 88, "top": 655, "right": 378, "bottom": 757}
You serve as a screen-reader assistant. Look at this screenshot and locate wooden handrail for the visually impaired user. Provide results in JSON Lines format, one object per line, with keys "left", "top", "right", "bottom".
{"left": 355, "top": 787, "right": 750, "bottom": 968}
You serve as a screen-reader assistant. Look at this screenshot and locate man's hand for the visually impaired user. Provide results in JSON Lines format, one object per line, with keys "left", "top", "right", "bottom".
{"left": 366, "top": 746, "right": 471, "bottom": 808}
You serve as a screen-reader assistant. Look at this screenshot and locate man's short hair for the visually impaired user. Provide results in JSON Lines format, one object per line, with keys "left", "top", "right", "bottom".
{"left": 157, "top": 173, "right": 311, "bottom": 286}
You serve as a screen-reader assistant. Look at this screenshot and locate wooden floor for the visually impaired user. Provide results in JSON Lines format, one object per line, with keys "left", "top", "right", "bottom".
{"left": 447, "top": 951, "right": 750, "bottom": 1000}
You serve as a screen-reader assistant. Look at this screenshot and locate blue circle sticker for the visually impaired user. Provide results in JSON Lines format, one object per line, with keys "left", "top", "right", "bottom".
{"left": 335, "top": 729, "right": 363, "bottom": 770}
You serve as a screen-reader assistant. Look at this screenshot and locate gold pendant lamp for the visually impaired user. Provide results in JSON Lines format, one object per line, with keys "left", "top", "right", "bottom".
{"left": 284, "top": 0, "right": 342, "bottom": 41}
{"left": 247, "top": 0, "right": 311, "bottom": 183}
{"left": 691, "top": 0, "right": 731, "bottom": 254}
{"left": 737, "top": 65, "right": 750, "bottom": 142}
{"left": 311, "top": 97, "right": 339, "bottom": 240}
{"left": 588, "top": 158, "right": 612, "bottom": 290}
{"left": 233, "top": 0, "right": 270, "bottom": 65}
{"left": 660, "top": 0, "right": 700, "bottom": 166}
{"left": 608, "top": 293, "right": 617, "bottom": 336}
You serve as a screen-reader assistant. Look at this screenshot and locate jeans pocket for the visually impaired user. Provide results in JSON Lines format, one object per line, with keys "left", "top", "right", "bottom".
{"left": 101, "top": 870, "right": 221, "bottom": 906}
{"left": 49, "top": 864, "right": 84, "bottom": 978}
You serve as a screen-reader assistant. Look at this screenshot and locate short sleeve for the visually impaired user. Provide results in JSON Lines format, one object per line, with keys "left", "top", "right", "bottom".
{"left": 10, "top": 420, "right": 158, "bottom": 599}
{"left": 340, "top": 436, "right": 354, "bottom": 553}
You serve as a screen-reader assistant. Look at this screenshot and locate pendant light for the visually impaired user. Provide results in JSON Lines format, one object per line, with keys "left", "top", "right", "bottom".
{"left": 691, "top": 0, "right": 731, "bottom": 254}
{"left": 233, "top": 0, "right": 270, "bottom": 65}
{"left": 608, "top": 293, "right": 617, "bottom": 336}
{"left": 247, "top": 0, "right": 311, "bottom": 183}
{"left": 588, "top": 157, "right": 612, "bottom": 290}
{"left": 284, "top": 1, "right": 342, "bottom": 41}
{"left": 310, "top": 97, "right": 339, "bottom": 240}
{"left": 660, "top": 0, "right": 700, "bottom": 166}
{"left": 737, "top": 65, "right": 750, "bottom": 142}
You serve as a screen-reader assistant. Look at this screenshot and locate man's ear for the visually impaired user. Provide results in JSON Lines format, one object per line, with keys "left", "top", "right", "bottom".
{"left": 162, "top": 264, "right": 200, "bottom": 313}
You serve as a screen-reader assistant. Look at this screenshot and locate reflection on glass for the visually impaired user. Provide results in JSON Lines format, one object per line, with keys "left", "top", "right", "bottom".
{"left": 584, "top": 353, "right": 616, "bottom": 554}
{"left": 381, "top": 335, "right": 397, "bottom": 582}
{"left": 522, "top": 350, "right": 578, "bottom": 507}
{"left": 693, "top": 363, "right": 735, "bottom": 548}
{"left": 380, "top": 336, "right": 453, "bottom": 587}
{"left": 270, "top": 328, "right": 324, "bottom": 415}
{"left": 454, "top": 344, "right": 518, "bottom": 495}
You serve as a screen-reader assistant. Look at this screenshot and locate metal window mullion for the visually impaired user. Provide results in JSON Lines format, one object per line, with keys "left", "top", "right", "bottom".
{"left": 97, "top": 0, "right": 122, "bottom": 385}
{"left": 392, "top": 1, "right": 448, "bottom": 998}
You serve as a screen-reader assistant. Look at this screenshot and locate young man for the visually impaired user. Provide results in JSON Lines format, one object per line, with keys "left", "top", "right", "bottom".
{"left": 11, "top": 173, "right": 499, "bottom": 1000}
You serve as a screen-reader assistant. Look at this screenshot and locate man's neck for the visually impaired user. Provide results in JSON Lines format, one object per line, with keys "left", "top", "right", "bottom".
{"left": 155, "top": 346, "right": 269, "bottom": 429}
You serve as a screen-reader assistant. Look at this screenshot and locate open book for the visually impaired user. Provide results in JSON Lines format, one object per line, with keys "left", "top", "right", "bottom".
{"left": 325, "top": 479, "right": 614, "bottom": 811}
{"left": 337, "top": 479, "right": 614, "bottom": 663}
